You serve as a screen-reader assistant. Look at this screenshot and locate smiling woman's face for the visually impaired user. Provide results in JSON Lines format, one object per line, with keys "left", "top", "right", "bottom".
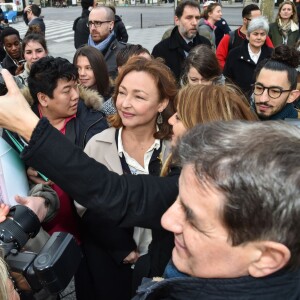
{"left": 76, "top": 55, "right": 96, "bottom": 89}
{"left": 24, "top": 40, "right": 47, "bottom": 69}
{"left": 116, "top": 70, "right": 168, "bottom": 129}
{"left": 168, "top": 112, "right": 187, "bottom": 146}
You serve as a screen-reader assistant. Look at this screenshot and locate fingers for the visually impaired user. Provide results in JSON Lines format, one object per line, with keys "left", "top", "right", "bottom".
{"left": 0, "top": 203, "right": 9, "bottom": 222}
{"left": 15, "top": 195, "right": 27, "bottom": 205}
{"left": 27, "top": 167, "right": 38, "bottom": 177}
{"left": 27, "top": 167, "right": 49, "bottom": 184}
{"left": 28, "top": 175, "right": 50, "bottom": 185}
{"left": 15, "top": 195, "right": 47, "bottom": 222}
{"left": 123, "top": 250, "right": 140, "bottom": 264}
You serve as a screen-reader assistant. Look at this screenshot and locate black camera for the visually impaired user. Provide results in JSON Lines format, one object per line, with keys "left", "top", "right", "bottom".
{"left": 0, "top": 205, "right": 82, "bottom": 296}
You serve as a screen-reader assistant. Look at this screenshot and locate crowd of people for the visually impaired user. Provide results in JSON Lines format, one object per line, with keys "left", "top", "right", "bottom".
{"left": 0, "top": 0, "right": 299, "bottom": 300}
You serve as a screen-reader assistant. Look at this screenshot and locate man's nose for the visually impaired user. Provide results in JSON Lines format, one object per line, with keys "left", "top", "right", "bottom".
{"left": 260, "top": 88, "right": 270, "bottom": 101}
{"left": 71, "top": 86, "right": 79, "bottom": 99}
{"left": 161, "top": 199, "right": 184, "bottom": 234}
{"left": 191, "top": 17, "right": 198, "bottom": 25}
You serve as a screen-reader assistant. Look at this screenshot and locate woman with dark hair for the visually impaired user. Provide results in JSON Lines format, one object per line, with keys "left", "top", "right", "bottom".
{"left": 269, "top": 0, "right": 299, "bottom": 47}
{"left": 73, "top": 45, "right": 111, "bottom": 100}
{"left": 16, "top": 33, "right": 48, "bottom": 86}
{"left": 181, "top": 44, "right": 224, "bottom": 86}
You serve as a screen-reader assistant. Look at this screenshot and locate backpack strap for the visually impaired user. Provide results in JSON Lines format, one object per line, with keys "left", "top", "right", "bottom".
{"left": 228, "top": 30, "right": 235, "bottom": 52}
{"left": 72, "top": 16, "right": 81, "bottom": 31}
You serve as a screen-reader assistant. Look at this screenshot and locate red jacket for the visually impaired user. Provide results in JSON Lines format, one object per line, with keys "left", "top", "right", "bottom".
{"left": 216, "top": 26, "right": 274, "bottom": 69}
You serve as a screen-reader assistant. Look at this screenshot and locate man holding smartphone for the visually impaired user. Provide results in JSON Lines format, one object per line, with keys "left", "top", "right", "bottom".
{"left": 23, "top": 4, "right": 45, "bottom": 35}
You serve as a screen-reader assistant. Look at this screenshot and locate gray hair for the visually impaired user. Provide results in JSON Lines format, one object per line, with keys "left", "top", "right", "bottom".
{"left": 247, "top": 16, "right": 269, "bottom": 36}
{"left": 174, "top": 120, "right": 300, "bottom": 270}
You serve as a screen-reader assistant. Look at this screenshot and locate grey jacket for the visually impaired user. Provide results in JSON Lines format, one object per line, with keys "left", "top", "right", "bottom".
{"left": 198, "top": 18, "right": 216, "bottom": 50}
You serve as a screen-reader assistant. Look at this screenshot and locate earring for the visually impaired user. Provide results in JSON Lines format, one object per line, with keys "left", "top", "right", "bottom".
{"left": 157, "top": 112, "right": 163, "bottom": 125}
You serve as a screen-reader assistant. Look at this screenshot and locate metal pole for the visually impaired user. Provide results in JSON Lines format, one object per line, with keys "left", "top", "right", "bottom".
{"left": 140, "top": 13, "right": 142, "bottom": 28}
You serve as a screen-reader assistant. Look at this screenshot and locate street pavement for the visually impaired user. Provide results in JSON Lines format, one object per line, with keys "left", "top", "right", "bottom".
{"left": 11, "top": 20, "right": 173, "bottom": 61}
{"left": 12, "top": 1, "right": 279, "bottom": 59}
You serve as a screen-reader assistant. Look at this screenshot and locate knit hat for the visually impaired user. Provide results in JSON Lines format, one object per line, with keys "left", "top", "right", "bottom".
{"left": 81, "top": 0, "right": 94, "bottom": 9}
{"left": 203, "top": 0, "right": 215, "bottom": 7}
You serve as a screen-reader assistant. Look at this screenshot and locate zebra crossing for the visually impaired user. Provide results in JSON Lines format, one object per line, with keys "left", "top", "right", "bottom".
{"left": 11, "top": 19, "right": 75, "bottom": 43}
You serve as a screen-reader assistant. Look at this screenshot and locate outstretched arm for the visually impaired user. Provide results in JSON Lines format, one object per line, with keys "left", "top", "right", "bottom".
{"left": 0, "top": 70, "right": 179, "bottom": 229}
{"left": 0, "top": 69, "right": 38, "bottom": 140}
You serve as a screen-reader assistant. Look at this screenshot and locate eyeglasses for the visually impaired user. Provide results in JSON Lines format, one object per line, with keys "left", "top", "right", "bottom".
{"left": 87, "top": 20, "right": 112, "bottom": 28}
{"left": 245, "top": 18, "right": 252, "bottom": 21}
{"left": 252, "top": 83, "right": 292, "bottom": 99}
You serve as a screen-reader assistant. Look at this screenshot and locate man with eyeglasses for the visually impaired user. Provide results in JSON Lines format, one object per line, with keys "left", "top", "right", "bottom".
{"left": 87, "top": 6, "right": 126, "bottom": 78}
{"left": 251, "top": 44, "right": 300, "bottom": 120}
{"left": 216, "top": 4, "right": 273, "bottom": 69}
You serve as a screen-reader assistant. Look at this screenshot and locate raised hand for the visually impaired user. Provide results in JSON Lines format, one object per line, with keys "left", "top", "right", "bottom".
{"left": 0, "top": 69, "right": 39, "bottom": 141}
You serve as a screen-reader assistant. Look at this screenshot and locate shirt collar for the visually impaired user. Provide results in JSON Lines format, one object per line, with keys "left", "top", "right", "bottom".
{"left": 248, "top": 43, "right": 261, "bottom": 63}
{"left": 117, "top": 126, "right": 161, "bottom": 157}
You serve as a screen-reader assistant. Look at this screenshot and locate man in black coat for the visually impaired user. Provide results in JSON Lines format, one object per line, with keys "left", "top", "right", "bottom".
{"left": 23, "top": 4, "right": 46, "bottom": 35}
{"left": 152, "top": 0, "right": 211, "bottom": 82}
{"left": 73, "top": 0, "right": 95, "bottom": 49}
{"left": 1, "top": 76, "right": 300, "bottom": 298}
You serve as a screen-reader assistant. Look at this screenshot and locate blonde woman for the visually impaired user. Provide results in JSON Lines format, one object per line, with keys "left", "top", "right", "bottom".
{"left": 0, "top": 248, "right": 19, "bottom": 300}
{"left": 269, "top": 0, "right": 299, "bottom": 47}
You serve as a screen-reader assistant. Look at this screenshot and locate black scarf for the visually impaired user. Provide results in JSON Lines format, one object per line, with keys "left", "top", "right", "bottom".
{"left": 174, "top": 28, "right": 194, "bottom": 53}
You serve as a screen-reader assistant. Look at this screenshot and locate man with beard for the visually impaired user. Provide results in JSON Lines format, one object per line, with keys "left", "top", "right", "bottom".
{"left": 87, "top": 6, "right": 125, "bottom": 78}
{"left": 152, "top": 0, "right": 211, "bottom": 82}
{"left": 252, "top": 44, "right": 300, "bottom": 120}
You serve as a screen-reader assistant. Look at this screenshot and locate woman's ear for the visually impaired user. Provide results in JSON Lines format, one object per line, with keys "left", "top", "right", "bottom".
{"left": 158, "top": 98, "right": 169, "bottom": 113}
{"left": 248, "top": 241, "right": 291, "bottom": 278}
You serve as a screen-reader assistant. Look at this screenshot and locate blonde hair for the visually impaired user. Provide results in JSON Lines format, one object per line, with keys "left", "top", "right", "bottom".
{"left": 177, "top": 84, "right": 258, "bottom": 130}
{"left": 277, "top": 1, "right": 298, "bottom": 24}
{"left": 161, "top": 84, "right": 258, "bottom": 176}
{"left": 0, "top": 255, "right": 9, "bottom": 300}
